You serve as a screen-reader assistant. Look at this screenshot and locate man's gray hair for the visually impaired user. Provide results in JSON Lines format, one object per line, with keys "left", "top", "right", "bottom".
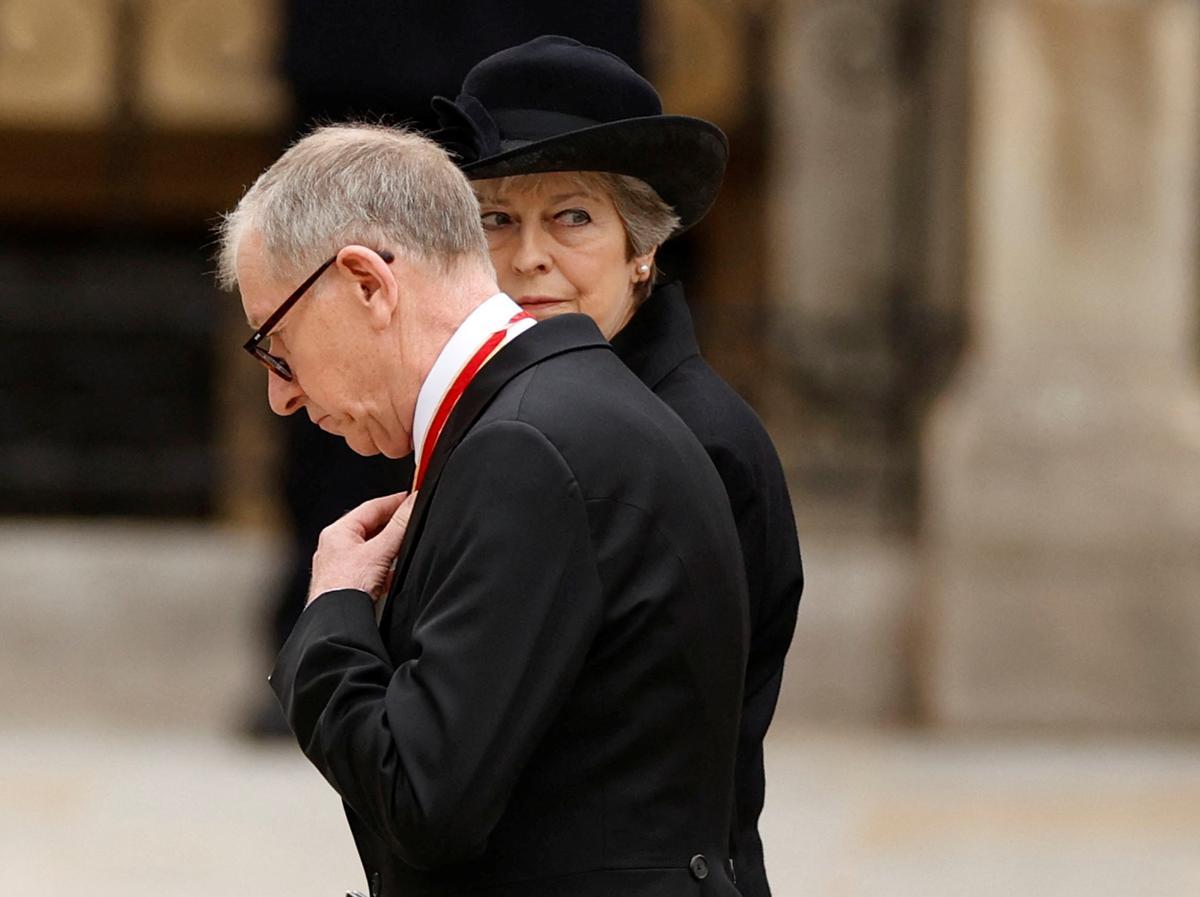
{"left": 216, "top": 124, "right": 489, "bottom": 290}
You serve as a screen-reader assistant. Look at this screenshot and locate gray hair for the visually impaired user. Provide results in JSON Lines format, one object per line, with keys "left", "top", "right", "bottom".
{"left": 474, "top": 171, "right": 681, "bottom": 302}
{"left": 216, "top": 124, "right": 489, "bottom": 290}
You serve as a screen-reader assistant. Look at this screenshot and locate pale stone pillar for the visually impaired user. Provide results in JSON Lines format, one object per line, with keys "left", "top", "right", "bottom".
{"left": 767, "top": 0, "right": 914, "bottom": 523}
{"left": 767, "top": 1, "right": 971, "bottom": 721}
{"left": 767, "top": 0, "right": 937, "bottom": 721}
{"left": 923, "top": 0, "right": 1200, "bottom": 727}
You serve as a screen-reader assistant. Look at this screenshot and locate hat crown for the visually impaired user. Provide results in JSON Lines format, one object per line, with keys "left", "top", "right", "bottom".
{"left": 462, "top": 35, "right": 662, "bottom": 124}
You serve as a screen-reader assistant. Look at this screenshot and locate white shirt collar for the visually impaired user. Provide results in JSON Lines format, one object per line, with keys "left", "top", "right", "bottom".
{"left": 411, "top": 292, "right": 535, "bottom": 476}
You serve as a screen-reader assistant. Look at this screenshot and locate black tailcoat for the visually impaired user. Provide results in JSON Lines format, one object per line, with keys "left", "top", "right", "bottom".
{"left": 611, "top": 283, "right": 804, "bottom": 897}
{"left": 272, "top": 314, "right": 748, "bottom": 896}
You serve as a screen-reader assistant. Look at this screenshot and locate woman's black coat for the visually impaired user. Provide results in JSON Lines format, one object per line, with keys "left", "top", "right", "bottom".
{"left": 611, "top": 282, "right": 805, "bottom": 897}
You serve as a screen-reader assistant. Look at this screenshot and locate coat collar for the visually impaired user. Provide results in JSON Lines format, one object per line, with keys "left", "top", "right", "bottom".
{"left": 414, "top": 312, "right": 607, "bottom": 495}
{"left": 608, "top": 281, "right": 700, "bottom": 390}
{"left": 380, "top": 313, "right": 609, "bottom": 628}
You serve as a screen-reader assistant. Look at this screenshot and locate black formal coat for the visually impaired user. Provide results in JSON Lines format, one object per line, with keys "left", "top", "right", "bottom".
{"left": 271, "top": 314, "right": 748, "bottom": 897}
{"left": 611, "top": 283, "right": 804, "bottom": 897}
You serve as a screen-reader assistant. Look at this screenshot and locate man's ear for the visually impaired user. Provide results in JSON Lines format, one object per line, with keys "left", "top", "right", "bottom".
{"left": 336, "top": 245, "right": 399, "bottom": 330}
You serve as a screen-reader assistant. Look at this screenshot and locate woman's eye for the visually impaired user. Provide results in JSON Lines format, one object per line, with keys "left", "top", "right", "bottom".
{"left": 555, "top": 208, "right": 592, "bottom": 226}
{"left": 480, "top": 211, "right": 512, "bottom": 229}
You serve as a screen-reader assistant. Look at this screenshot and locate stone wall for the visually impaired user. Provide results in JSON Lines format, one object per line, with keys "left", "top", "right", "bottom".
{"left": 770, "top": 0, "right": 1200, "bottom": 730}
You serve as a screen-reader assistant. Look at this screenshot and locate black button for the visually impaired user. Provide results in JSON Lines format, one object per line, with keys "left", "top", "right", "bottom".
{"left": 370, "top": 871, "right": 381, "bottom": 897}
{"left": 689, "top": 854, "right": 709, "bottom": 880}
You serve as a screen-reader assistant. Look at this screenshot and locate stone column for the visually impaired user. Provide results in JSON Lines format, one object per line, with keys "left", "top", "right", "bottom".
{"left": 767, "top": 0, "right": 914, "bottom": 525}
{"left": 766, "top": 0, "right": 969, "bottom": 530}
{"left": 767, "top": 0, "right": 970, "bottom": 721}
{"left": 923, "top": 0, "right": 1200, "bottom": 727}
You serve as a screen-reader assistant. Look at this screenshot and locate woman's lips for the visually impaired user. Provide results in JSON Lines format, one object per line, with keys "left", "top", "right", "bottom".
{"left": 516, "top": 296, "right": 571, "bottom": 314}
{"left": 518, "top": 296, "right": 569, "bottom": 308}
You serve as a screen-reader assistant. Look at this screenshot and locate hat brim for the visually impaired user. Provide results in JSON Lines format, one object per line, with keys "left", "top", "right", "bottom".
{"left": 459, "top": 116, "right": 728, "bottom": 234}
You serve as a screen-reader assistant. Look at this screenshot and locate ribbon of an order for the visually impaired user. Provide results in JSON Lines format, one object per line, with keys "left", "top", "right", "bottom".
{"left": 413, "top": 311, "right": 534, "bottom": 491}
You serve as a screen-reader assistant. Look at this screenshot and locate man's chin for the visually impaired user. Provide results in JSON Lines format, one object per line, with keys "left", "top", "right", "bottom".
{"left": 343, "top": 429, "right": 411, "bottom": 459}
{"left": 343, "top": 435, "right": 382, "bottom": 457}
{"left": 375, "top": 437, "right": 414, "bottom": 460}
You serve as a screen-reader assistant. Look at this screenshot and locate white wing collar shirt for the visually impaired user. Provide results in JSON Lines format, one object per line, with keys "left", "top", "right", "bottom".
{"left": 410, "top": 292, "right": 536, "bottom": 488}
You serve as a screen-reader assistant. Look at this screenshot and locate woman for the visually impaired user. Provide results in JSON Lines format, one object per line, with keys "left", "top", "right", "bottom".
{"left": 433, "top": 36, "right": 804, "bottom": 897}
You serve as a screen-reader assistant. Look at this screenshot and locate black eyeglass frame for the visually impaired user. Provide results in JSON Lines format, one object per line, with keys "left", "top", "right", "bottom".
{"left": 242, "top": 249, "right": 396, "bottom": 381}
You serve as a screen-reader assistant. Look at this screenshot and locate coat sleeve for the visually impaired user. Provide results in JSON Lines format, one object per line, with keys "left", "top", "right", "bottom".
{"left": 270, "top": 420, "right": 604, "bottom": 869}
{"left": 703, "top": 441, "right": 799, "bottom": 694}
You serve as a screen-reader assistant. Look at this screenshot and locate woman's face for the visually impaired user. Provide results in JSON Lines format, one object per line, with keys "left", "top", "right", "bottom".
{"left": 474, "top": 173, "right": 652, "bottom": 339}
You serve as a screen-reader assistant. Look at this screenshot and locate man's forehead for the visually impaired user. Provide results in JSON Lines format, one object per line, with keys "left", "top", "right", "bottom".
{"left": 235, "top": 230, "right": 269, "bottom": 279}
{"left": 235, "top": 234, "right": 280, "bottom": 329}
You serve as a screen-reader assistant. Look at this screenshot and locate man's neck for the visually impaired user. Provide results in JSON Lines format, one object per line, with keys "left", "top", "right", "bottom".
{"left": 405, "top": 272, "right": 503, "bottom": 390}
{"left": 382, "top": 264, "right": 503, "bottom": 450}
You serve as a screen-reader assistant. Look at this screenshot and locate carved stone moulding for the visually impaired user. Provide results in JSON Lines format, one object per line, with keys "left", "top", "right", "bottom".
{"left": 0, "top": 0, "right": 119, "bottom": 127}
{"left": 137, "top": 0, "right": 289, "bottom": 130}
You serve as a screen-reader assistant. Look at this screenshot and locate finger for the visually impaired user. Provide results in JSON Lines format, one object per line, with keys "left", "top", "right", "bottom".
{"left": 374, "top": 491, "right": 418, "bottom": 546}
{"left": 340, "top": 491, "right": 410, "bottom": 537}
{"left": 380, "top": 562, "right": 396, "bottom": 600}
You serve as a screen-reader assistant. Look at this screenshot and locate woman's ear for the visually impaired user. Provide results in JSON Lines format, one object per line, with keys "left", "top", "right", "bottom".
{"left": 337, "top": 245, "right": 399, "bottom": 329}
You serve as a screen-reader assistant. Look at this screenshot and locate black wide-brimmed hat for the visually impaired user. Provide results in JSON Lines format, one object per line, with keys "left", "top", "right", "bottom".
{"left": 431, "top": 35, "right": 728, "bottom": 234}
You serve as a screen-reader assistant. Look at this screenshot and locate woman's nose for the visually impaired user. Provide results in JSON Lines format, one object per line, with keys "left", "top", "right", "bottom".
{"left": 510, "top": 227, "right": 552, "bottom": 275}
{"left": 267, "top": 371, "right": 305, "bottom": 416}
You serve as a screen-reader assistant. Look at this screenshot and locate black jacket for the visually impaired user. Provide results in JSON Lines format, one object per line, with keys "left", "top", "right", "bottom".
{"left": 272, "top": 314, "right": 748, "bottom": 896}
{"left": 611, "top": 283, "right": 804, "bottom": 897}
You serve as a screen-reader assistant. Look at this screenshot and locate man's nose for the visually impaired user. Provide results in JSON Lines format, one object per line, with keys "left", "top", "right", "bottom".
{"left": 267, "top": 371, "right": 304, "bottom": 416}
{"left": 511, "top": 226, "right": 552, "bottom": 275}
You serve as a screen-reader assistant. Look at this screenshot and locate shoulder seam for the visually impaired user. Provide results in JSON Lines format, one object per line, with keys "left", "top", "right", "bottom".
{"left": 457, "top": 416, "right": 583, "bottom": 493}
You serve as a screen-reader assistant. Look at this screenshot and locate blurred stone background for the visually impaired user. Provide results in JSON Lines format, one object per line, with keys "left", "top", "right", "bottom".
{"left": 2, "top": 0, "right": 1200, "bottom": 894}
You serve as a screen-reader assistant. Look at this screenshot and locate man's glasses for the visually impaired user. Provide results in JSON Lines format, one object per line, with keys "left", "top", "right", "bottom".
{"left": 242, "top": 249, "right": 396, "bottom": 381}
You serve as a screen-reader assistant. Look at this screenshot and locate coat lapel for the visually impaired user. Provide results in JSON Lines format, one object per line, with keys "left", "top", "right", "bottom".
{"left": 379, "top": 313, "right": 609, "bottom": 632}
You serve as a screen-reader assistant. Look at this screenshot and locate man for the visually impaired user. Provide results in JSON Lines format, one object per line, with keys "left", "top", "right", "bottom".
{"left": 217, "top": 124, "right": 748, "bottom": 896}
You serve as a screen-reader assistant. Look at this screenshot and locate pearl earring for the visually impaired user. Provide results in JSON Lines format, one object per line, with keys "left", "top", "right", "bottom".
{"left": 638, "top": 264, "right": 650, "bottom": 274}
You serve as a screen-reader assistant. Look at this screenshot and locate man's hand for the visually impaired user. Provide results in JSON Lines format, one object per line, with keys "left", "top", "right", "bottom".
{"left": 307, "top": 491, "right": 417, "bottom": 605}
